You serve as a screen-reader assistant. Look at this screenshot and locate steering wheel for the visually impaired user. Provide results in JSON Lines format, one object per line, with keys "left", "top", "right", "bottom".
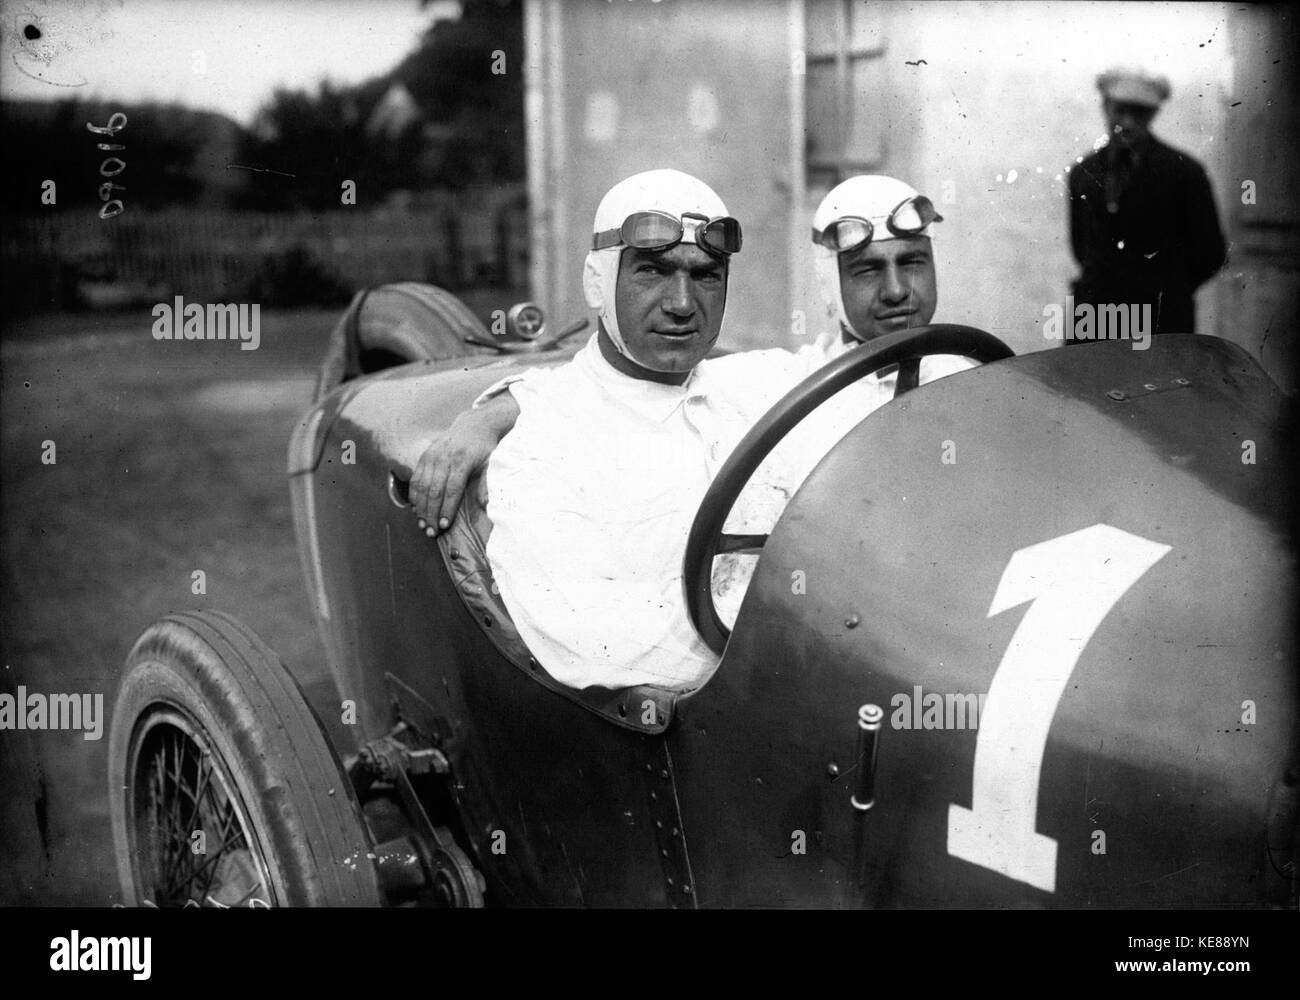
{"left": 683, "top": 324, "right": 1014, "bottom": 654}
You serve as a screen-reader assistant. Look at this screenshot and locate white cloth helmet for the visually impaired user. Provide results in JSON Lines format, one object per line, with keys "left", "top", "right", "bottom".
{"left": 583, "top": 168, "right": 731, "bottom": 359}
{"left": 811, "top": 175, "right": 939, "bottom": 337}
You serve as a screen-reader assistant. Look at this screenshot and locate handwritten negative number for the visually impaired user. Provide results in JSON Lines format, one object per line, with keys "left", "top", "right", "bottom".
{"left": 947, "top": 524, "right": 1171, "bottom": 893}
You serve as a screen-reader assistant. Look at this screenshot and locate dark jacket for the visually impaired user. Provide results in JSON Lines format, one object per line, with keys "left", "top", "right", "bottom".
{"left": 1068, "top": 135, "right": 1226, "bottom": 334}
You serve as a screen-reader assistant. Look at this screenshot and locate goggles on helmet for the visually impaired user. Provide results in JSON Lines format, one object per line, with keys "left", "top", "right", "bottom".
{"left": 593, "top": 211, "right": 743, "bottom": 257}
{"left": 811, "top": 195, "right": 942, "bottom": 253}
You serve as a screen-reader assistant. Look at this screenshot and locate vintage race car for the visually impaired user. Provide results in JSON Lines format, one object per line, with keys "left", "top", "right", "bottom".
{"left": 108, "top": 283, "right": 1298, "bottom": 908}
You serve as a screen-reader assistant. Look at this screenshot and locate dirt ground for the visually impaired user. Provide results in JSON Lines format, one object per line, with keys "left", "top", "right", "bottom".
{"left": 0, "top": 294, "right": 516, "bottom": 904}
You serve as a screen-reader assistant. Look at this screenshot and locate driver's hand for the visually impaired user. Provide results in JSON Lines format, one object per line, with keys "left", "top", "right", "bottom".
{"left": 410, "top": 397, "right": 517, "bottom": 534}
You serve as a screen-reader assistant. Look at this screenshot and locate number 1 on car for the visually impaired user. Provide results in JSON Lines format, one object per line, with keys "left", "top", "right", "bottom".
{"left": 948, "top": 524, "right": 1171, "bottom": 892}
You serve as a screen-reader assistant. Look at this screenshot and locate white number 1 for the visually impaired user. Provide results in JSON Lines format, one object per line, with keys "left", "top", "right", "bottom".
{"left": 947, "top": 524, "right": 1171, "bottom": 893}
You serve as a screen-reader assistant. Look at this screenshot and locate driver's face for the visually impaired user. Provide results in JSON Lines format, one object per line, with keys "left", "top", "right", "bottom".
{"left": 837, "top": 235, "right": 937, "bottom": 343}
{"left": 613, "top": 243, "right": 727, "bottom": 378}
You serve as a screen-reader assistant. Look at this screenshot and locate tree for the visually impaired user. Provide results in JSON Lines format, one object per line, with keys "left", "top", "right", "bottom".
{"left": 233, "top": 0, "right": 523, "bottom": 209}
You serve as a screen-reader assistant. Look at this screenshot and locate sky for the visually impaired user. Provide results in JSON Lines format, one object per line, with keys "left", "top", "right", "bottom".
{"left": 0, "top": 0, "right": 458, "bottom": 124}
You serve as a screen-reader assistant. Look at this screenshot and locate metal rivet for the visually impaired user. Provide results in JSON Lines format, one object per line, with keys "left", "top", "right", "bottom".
{"left": 645, "top": 763, "right": 653, "bottom": 772}
{"left": 650, "top": 791, "right": 657, "bottom": 801}
{"left": 1175, "top": 377, "right": 1190, "bottom": 385}
{"left": 528, "top": 658, "right": 538, "bottom": 671}
{"left": 660, "top": 769, "right": 669, "bottom": 780}
{"left": 449, "top": 548, "right": 461, "bottom": 560}
{"left": 1143, "top": 383, "right": 1157, "bottom": 391}
{"left": 682, "top": 884, "right": 692, "bottom": 895}
{"left": 845, "top": 614, "right": 860, "bottom": 629}
{"left": 655, "top": 820, "right": 664, "bottom": 829}
{"left": 661, "top": 848, "right": 669, "bottom": 858}
{"left": 671, "top": 827, "right": 680, "bottom": 838}
{"left": 826, "top": 762, "right": 840, "bottom": 778}
{"left": 666, "top": 876, "right": 674, "bottom": 886}
{"left": 1106, "top": 389, "right": 1126, "bottom": 400}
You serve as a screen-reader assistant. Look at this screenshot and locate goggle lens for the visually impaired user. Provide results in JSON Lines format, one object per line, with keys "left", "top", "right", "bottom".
{"left": 889, "top": 195, "right": 939, "bottom": 234}
{"left": 823, "top": 218, "right": 874, "bottom": 252}
{"left": 622, "top": 212, "right": 685, "bottom": 250}
{"left": 699, "top": 216, "right": 742, "bottom": 255}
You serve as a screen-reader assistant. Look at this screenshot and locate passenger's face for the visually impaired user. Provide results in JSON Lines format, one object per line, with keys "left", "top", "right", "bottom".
{"left": 836, "top": 235, "right": 937, "bottom": 343}
{"left": 613, "top": 243, "right": 727, "bottom": 378}
{"left": 1103, "top": 98, "right": 1156, "bottom": 147}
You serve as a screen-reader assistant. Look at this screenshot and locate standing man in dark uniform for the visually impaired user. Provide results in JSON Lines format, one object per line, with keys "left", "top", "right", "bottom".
{"left": 1067, "top": 67, "right": 1227, "bottom": 340}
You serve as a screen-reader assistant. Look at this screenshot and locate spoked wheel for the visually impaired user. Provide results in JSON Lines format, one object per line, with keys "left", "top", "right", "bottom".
{"left": 127, "top": 706, "right": 276, "bottom": 907}
{"left": 109, "top": 610, "right": 382, "bottom": 907}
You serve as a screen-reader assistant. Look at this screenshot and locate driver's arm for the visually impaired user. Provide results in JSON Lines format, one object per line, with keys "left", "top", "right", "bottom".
{"left": 410, "top": 390, "right": 521, "bottom": 534}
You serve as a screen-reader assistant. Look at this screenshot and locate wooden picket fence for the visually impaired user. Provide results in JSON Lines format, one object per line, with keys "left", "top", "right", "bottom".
{"left": 2, "top": 186, "right": 528, "bottom": 312}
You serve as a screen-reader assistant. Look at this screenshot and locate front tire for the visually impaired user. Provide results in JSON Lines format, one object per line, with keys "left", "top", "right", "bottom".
{"left": 108, "top": 610, "right": 382, "bottom": 906}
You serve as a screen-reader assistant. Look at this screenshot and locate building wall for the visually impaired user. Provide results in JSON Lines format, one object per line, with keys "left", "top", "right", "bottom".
{"left": 791, "top": 1, "right": 1236, "bottom": 359}
{"left": 525, "top": 0, "right": 801, "bottom": 352}
{"left": 528, "top": 1, "right": 1290, "bottom": 380}
{"left": 1222, "top": 5, "right": 1298, "bottom": 391}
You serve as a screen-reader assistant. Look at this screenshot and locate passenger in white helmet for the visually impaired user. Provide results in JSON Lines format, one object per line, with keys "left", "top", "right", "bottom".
{"left": 776, "top": 175, "right": 977, "bottom": 465}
